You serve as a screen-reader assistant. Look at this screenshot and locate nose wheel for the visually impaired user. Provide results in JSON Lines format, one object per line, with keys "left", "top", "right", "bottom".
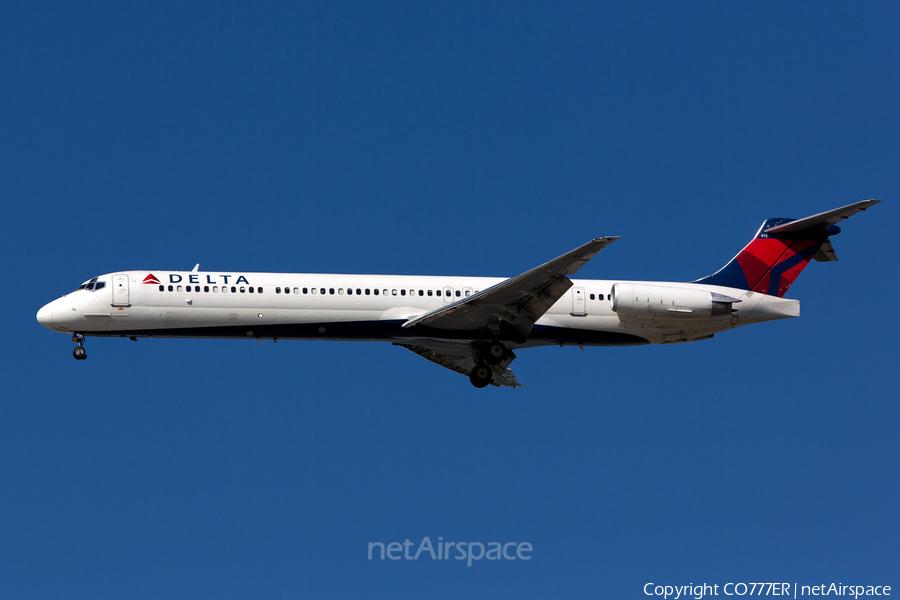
{"left": 72, "top": 334, "right": 87, "bottom": 360}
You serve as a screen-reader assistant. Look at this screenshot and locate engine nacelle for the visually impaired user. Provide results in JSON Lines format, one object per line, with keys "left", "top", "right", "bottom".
{"left": 610, "top": 283, "right": 739, "bottom": 319}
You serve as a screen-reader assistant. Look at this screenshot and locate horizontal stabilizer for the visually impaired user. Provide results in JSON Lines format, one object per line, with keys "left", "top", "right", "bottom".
{"left": 695, "top": 199, "right": 880, "bottom": 296}
{"left": 812, "top": 239, "right": 838, "bottom": 262}
{"left": 764, "top": 199, "right": 881, "bottom": 235}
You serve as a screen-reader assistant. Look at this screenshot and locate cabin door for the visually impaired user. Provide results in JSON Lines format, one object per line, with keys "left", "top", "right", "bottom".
{"left": 111, "top": 274, "right": 131, "bottom": 308}
{"left": 571, "top": 287, "right": 586, "bottom": 316}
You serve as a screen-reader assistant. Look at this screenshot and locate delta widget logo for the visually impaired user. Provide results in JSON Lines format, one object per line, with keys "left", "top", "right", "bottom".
{"left": 142, "top": 274, "right": 161, "bottom": 285}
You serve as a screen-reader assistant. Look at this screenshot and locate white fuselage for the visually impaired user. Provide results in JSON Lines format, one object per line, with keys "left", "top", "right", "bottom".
{"left": 37, "top": 270, "right": 799, "bottom": 351}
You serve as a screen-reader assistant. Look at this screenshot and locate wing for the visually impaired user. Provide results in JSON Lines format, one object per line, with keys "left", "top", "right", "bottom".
{"left": 395, "top": 343, "right": 524, "bottom": 388}
{"left": 401, "top": 237, "right": 619, "bottom": 342}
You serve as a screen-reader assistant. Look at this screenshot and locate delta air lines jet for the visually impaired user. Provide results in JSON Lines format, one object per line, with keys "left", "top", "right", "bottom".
{"left": 37, "top": 200, "right": 879, "bottom": 388}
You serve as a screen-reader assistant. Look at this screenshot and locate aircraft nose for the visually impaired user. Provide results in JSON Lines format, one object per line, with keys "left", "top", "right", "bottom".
{"left": 36, "top": 303, "right": 53, "bottom": 329}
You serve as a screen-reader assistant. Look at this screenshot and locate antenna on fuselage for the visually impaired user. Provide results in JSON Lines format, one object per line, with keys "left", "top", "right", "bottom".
{"left": 192, "top": 264, "right": 199, "bottom": 272}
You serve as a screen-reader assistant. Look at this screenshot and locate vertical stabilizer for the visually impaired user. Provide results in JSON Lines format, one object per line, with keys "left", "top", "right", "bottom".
{"left": 694, "top": 200, "right": 880, "bottom": 297}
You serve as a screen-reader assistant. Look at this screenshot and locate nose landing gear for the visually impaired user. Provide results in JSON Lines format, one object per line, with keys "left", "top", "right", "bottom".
{"left": 72, "top": 334, "right": 87, "bottom": 360}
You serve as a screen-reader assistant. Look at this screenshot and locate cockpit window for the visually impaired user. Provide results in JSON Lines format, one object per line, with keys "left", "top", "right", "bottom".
{"left": 76, "top": 277, "right": 100, "bottom": 292}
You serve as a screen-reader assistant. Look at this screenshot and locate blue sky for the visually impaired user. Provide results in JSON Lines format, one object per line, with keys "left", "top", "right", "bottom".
{"left": 2, "top": 2, "right": 897, "bottom": 598}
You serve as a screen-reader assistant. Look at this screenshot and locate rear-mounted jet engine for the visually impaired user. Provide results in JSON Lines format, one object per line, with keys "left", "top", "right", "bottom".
{"left": 610, "top": 282, "right": 740, "bottom": 319}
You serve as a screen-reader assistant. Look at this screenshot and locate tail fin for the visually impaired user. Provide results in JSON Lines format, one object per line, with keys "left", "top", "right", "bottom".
{"left": 695, "top": 199, "right": 880, "bottom": 297}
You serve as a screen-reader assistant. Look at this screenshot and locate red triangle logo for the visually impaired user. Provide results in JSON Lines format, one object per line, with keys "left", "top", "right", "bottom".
{"left": 143, "top": 274, "right": 161, "bottom": 285}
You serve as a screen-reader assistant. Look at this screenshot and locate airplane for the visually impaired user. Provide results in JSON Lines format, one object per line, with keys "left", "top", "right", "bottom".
{"left": 37, "top": 200, "right": 879, "bottom": 388}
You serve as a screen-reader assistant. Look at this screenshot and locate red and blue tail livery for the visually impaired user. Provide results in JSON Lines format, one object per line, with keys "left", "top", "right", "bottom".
{"left": 695, "top": 200, "right": 880, "bottom": 297}
{"left": 37, "top": 199, "right": 880, "bottom": 387}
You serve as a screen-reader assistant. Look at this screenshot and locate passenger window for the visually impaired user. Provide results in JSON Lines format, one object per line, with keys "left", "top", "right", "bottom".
{"left": 599, "top": 294, "right": 604, "bottom": 301}
{"left": 356, "top": 289, "right": 362, "bottom": 295}
{"left": 177, "top": 285, "right": 183, "bottom": 292}
{"left": 158, "top": 285, "right": 164, "bottom": 292}
{"left": 320, "top": 288, "right": 326, "bottom": 295}
{"left": 204, "top": 286, "right": 210, "bottom": 292}
{"left": 329, "top": 288, "right": 334, "bottom": 295}
{"left": 400, "top": 289, "right": 406, "bottom": 296}
{"left": 428, "top": 290, "right": 433, "bottom": 296}
{"left": 213, "top": 286, "right": 218, "bottom": 293}
{"left": 231, "top": 286, "right": 236, "bottom": 293}
{"left": 339, "top": 288, "right": 344, "bottom": 295}
{"left": 312, "top": 288, "right": 317, "bottom": 295}
{"left": 240, "top": 287, "right": 246, "bottom": 293}
{"left": 347, "top": 288, "right": 352, "bottom": 295}
{"left": 374, "top": 289, "right": 379, "bottom": 295}
{"left": 392, "top": 289, "right": 397, "bottom": 296}
{"left": 418, "top": 290, "right": 424, "bottom": 296}
{"left": 276, "top": 287, "right": 281, "bottom": 293}
{"left": 436, "top": 290, "right": 441, "bottom": 296}
{"left": 365, "top": 289, "right": 370, "bottom": 295}
{"left": 455, "top": 290, "right": 461, "bottom": 297}
{"left": 258, "top": 287, "right": 263, "bottom": 293}
{"left": 465, "top": 290, "right": 471, "bottom": 297}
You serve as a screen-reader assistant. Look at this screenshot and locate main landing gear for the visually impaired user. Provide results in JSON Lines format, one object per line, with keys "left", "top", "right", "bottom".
{"left": 468, "top": 340, "right": 511, "bottom": 388}
{"left": 72, "top": 334, "right": 86, "bottom": 360}
{"left": 484, "top": 341, "right": 507, "bottom": 365}
{"left": 469, "top": 363, "right": 492, "bottom": 388}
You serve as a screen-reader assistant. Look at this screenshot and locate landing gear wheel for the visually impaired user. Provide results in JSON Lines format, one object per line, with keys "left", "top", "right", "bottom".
{"left": 73, "top": 346, "right": 87, "bottom": 360}
{"left": 484, "top": 341, "right": 507, "bottom": 365}
{"left": 469, "top": 363, "right": 492, "bottom": 388}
